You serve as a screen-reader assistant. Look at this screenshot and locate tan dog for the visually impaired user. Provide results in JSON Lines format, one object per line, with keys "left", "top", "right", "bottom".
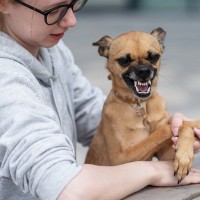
{"left": 85, "top": 27, "right": 200, "bottom": 183}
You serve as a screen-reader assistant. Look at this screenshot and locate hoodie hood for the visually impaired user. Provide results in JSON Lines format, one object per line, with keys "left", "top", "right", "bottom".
{"left": 0, "top": 32, "right": 55, "bottom": 85}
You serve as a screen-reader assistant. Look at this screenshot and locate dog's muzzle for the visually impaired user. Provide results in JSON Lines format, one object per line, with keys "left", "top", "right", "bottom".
{"left": 122, "top": 65, "right": 157, "bottom": 99}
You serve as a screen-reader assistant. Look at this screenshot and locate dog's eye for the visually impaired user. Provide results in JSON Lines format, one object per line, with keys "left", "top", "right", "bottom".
{"left": 147, "top": 52, "right": 160, "bottom": 63}
{"left": 116, "top": 55, "right": 132, "bottom": 67}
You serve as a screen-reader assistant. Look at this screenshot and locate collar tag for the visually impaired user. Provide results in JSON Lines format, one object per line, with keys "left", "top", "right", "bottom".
{"left": 134, "top": 102, "right": 145, "bottom": 117}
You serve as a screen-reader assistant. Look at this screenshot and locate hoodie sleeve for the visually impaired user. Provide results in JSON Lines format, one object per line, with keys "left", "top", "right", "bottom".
{"left": 0, "top": 60, "right": 82, "bottom": 200}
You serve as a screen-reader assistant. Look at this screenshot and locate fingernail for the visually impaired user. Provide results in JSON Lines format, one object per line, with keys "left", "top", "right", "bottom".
{"left": 178, "top": 179, "right": 182, "bottom": 184}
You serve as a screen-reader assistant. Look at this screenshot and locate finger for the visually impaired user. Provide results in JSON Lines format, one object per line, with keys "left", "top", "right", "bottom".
{"left": 170, "top": 113, "right": 187, "bottom": 123}
{"left": 172, "top": 127, "right": 179, "bottom": 137}
{"left": 190, "top": 168, "right": 200, "bottom": 174}
{"left": 170, "top": 113, "right": 190, "bottom": 136}
{"left": 194, "top": 140, "right": 200, "bottom": 153}
{"left": 194, "top": 128, "right": 200, "bottom": 139}
{"left": 171, "top": 137, "right": 178, "bottom": 149}
{"left": 171, "top": 136, "right": 178, "bottom": 143}
{"left": 170, "top": 113, "right": 184, "bottom": 136}
{"left": 170, "top": 112, "right": 191, "bottom": 124}
{"left": 179, "top": 168, "right": 200, "bottom": 185}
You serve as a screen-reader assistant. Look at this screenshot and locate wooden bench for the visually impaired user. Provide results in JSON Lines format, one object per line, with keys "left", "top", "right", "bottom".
{"left": 124, "top": 184, "right": 200, "bottom": 200}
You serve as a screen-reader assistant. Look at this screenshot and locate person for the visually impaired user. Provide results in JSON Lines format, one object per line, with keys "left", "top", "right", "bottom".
{"left": 0, "top": 0, "right": 200, "bottom": 200}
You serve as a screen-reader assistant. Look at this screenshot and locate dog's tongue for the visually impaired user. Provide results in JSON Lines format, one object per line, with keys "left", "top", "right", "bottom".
{"left": 137, "top": 84, "right": 148, "bottom": 92}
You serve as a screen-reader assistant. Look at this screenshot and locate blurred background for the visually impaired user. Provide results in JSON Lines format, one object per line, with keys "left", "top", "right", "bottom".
{"left": 63, "top": 0, "right": 200, "bottom": 164}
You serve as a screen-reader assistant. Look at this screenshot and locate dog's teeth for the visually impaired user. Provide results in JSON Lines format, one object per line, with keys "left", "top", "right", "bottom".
{"left": 136, "top": 86, "right": 139, "bottom": 93}
{"left": 134, "top": 81, "right": 137, "bottom": 87}
{"left": 138, "top": 81, "right": 148, "bottom": 86}
{"left": 134, "top": 80, "right": 151, "bottom": 94}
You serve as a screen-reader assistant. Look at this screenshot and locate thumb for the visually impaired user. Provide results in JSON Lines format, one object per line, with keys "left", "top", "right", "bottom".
{"left": 170, "top": 113, "right": 186, "bottom": 136}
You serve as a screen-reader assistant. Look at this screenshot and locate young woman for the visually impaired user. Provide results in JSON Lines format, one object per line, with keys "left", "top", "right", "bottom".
{"left": 0, "top": 1, "right": 200, "bottom": 200}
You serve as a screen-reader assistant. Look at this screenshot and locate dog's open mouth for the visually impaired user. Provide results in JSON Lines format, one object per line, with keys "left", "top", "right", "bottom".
{"left": 134, "top": 80, "right": 151, "bottom": 95}
{"left": 127, "top": 79, "right": 152, "bottom": 99}
{"left": 122, "top": 66, "right": 157, "bottom": 99}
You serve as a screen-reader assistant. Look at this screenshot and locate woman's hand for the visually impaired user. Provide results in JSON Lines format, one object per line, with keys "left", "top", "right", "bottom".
{"left": 151, "top": 161, "right": 200, "bottom": 187}
{"left": 170, "top": 113, "right": 200, "bottom": 153}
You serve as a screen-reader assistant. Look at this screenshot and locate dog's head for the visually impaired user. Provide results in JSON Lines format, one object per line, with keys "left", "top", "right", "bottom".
{"left": 93, "top": 27, "right": 166, "bottom": 102}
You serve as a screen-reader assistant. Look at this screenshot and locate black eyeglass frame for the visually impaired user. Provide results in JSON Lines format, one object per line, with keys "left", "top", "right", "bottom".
{"left": 14, "top": 0, "right": 88, "bottom": 25}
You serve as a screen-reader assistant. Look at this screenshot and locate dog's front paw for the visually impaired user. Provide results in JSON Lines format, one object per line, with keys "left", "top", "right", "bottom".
{"left": 174, "top": 148, "right": 194, "bottom": 183}
{"left": 173, "top": 126, "right": 194, "bottom": 183}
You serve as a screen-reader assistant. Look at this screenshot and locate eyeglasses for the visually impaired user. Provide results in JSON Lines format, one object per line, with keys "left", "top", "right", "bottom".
{"left": 15, "top": 0, "right": 88, "bottom": 25}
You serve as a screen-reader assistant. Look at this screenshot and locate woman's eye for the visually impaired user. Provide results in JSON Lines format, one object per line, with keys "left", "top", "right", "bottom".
{"left": 117, "top": 56, "right": 132, "bottom": 67}
{"left": 49, "top": 9, "right": 60, "bottom": 15}
{"left": 147, "top": 52, "right": 160, "bottom": 63}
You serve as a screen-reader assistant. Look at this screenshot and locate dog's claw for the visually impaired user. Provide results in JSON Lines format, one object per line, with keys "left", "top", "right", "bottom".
{"left": 174, "top": 171, "right": 177, "bottom": 177}
{"left": 177, "top": 179, "right": 182, "bottom": 184}
{"left": 174, "top": 151, "right": 194, "bottom": 183}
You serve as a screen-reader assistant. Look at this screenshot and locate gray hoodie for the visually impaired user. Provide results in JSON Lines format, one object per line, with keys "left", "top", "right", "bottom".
{"left": 0, "top": 32, "right": 105, "bottom": 200}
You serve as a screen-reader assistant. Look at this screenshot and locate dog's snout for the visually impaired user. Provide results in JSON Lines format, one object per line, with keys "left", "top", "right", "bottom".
{"left": 136, "top": 66, "right": 154, "bottom": 81}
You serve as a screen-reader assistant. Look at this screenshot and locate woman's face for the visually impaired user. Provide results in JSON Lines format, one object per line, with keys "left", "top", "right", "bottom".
{"left": 3, "top": 0, "right": 77, "bottom": 56}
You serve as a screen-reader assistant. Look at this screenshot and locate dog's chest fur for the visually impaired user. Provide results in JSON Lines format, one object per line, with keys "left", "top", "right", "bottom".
{"left": 104, "top": 91, "right": 169, "bottom": 133}
{"left": 85, "top": 91, "right": 169, "bottom": 165}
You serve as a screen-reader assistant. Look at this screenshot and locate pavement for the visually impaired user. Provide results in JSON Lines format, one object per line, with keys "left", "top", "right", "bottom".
{"left": 63, "top": 8, "right": 200, "bottom": 164}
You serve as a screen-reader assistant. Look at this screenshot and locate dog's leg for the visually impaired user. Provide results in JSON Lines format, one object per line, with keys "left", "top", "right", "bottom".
{"left": 85, "top": 128, "right": 110, "bottom": 165}
{"left": 174, "top": 120, "right": 200, "bottom": 183}
{"left": 155, "top": 140, "right": 175, "bottom": 160}
{"left": 110, "top": 124, "right": 172, "bottom": 164}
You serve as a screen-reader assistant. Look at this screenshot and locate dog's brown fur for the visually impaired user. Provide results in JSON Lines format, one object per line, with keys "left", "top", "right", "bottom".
{"left": 85, "top": 28, "right": 200, "bottom": 182}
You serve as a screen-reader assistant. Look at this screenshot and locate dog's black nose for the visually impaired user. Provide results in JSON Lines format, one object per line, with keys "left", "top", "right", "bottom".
{"left": 136, "top": 66, "right": 153, "bottom": 80}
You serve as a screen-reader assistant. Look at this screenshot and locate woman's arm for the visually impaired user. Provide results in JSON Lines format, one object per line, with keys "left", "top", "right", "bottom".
{"left": 57, "top": 161, "right": 200, "bottom": 200}
{"left": 0, "top": 63, "right": 82, "bottom": 200}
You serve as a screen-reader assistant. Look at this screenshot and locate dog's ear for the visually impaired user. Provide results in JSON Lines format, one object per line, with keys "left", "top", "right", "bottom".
{"left": 151, "top": 27, "right": 166, "bottom": 52}
{"left": 93, "top": 35, "right": 113, "bottom": 58}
